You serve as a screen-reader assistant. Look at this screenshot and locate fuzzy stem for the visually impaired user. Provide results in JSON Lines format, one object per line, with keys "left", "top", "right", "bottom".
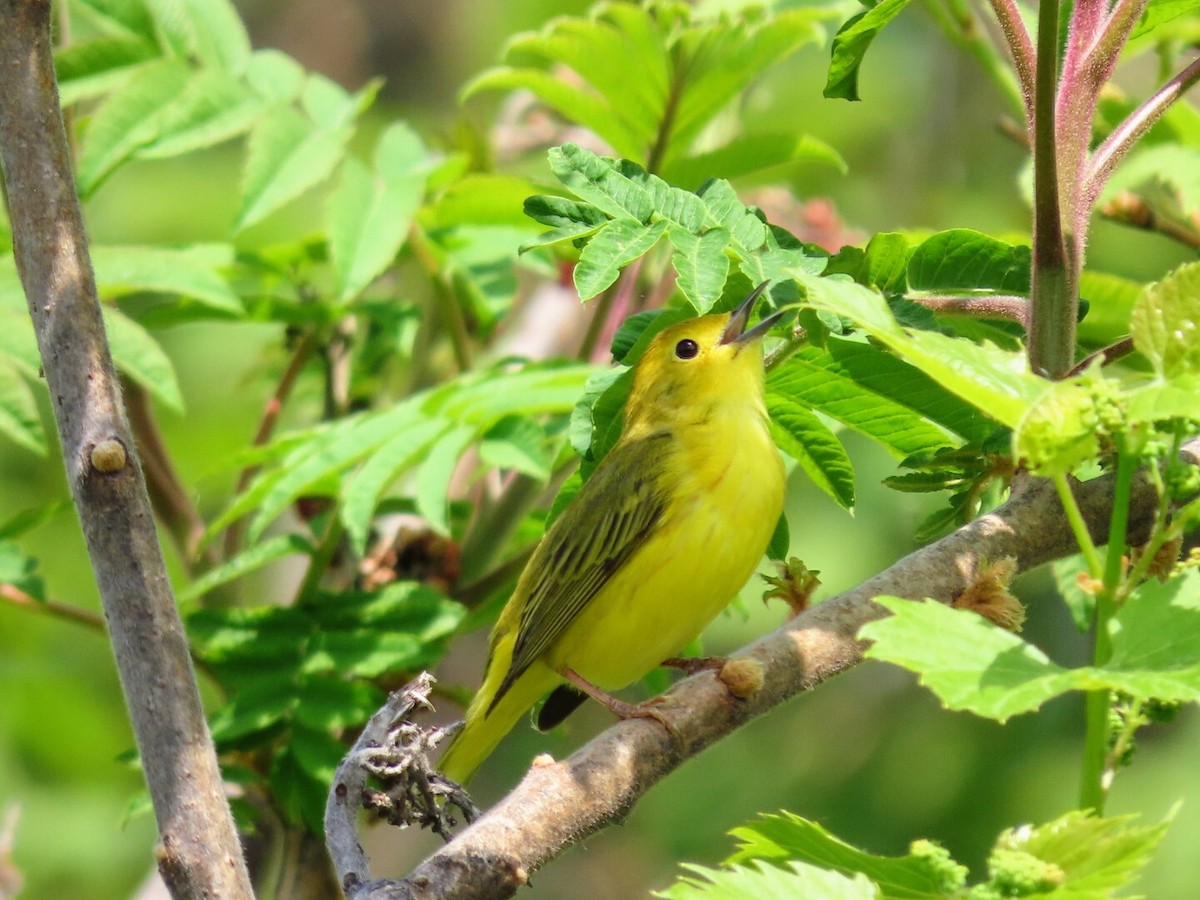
{"left": 907, "top": 293, "right": 1030, "bottom": 326}
{"left": 1067, "top": 336, "right": 1136, "bottom": 376}
{"left": 1029, "top": 0, "right": 1075, "bottom": 378}
{"left": 984, "top": 0, "right": 1037, "bottom": 123}
{"left": 1085, "top": 55, "right": 1200, "bottom": 209}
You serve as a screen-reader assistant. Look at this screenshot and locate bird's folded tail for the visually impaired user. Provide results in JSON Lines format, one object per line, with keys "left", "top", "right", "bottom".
{"left": 438, "top": 662, "right": 560, "bottom": 785}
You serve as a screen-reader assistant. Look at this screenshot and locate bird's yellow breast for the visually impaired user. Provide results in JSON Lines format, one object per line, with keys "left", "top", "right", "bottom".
{"left": 545, "top": 404, "right": 784, "bottom": 688}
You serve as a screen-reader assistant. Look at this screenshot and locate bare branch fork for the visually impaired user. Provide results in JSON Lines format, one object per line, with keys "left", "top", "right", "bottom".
{"left": 0, "top": 2, "right": 253, "bottom": 897}
{"left": 330, "top": 469, "right": 1160, "bottom": 899}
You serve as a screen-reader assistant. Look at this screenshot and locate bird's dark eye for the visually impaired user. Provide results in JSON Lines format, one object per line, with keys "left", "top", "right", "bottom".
{"left": 675, "top": 338, "right": 699, "bottom": 360}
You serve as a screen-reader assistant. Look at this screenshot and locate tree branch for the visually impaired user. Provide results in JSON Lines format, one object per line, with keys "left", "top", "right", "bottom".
{"left": 0, "top": 3, "right": 252, "bottom": 897}
{"left": 345, "top": 469, "right": 1159, "bottom": 899}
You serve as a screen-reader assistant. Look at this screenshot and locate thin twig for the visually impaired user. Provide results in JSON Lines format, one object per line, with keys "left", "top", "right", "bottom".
{"left": 1099, "top": 191, "right": 1200, "bottom": 249}
{"left": 0, "top": 582, "right": 106, "bottom": 632}
{"left": 224, "top": 329, "right": 318, "bottom": 560}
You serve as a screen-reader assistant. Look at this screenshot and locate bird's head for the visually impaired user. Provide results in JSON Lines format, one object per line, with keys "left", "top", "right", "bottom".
{"left": 623, "top": 283, "right": 783, "bottom": 433}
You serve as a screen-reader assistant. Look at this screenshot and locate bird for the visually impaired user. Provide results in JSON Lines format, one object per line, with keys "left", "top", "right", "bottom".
{"left": 438, "top": 283, "right": 786, "bottom": 784}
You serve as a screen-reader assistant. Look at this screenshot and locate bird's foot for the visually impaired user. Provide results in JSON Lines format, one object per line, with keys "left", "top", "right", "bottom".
{"left": 660, "top": 655, "right": 728, "bottom": 676}
{"left": 560, "top": 668, "right": 681, "bottom": 742}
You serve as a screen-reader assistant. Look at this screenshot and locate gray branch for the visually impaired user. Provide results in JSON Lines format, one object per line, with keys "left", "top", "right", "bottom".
{"left": 341, "top": 470, "right": 1158, "bottom": 898}
{"left": 0, "top": 2, "right": 252, "bottom": 897}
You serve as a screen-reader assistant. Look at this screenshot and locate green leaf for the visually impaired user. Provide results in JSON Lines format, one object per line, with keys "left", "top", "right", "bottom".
{"left": 209, "top": 676, "right": 297, "bottom": 743}
{"left": 143, "top": 0, "right": 252, "bottom": 71}
{"left": 464, "top": 66, "right": 646, "bottom": 161}
{"left": 55, "top": 35, "right": 159, "bottom": 106}
{"left": 522, "top": 194, "right": 610, "bottom": 233}
{"left": 1104, "top": 570, "right": 1200, "bottom": 701}
{"left": 304, "top": 590, "right": 464, "bottom": 677}
{"left": 658, "top": 861, "right": 877, "bottom": 899}
{"left": 700, "top": 179, "right": 770, "bottom": 258}
{"left": 292, "top": 675, "right": 383, "bottom": 730}
{"left": 312, "top": 582, "right": 465, "bottom": 642}
{"left": 429, "top": 174, "right": 542, "bottom": 230}
{"left": 67, "top": 0, "right": 157, "bottom": 42}
{"left": 0, "top": 361, "right": 46, "bottom": 455}
{"left": 75, "top": 58, "right": 194, "bottom": 194}
{"left": 550, "top": 143, "right": 657, "bottom": 223}
{"left": 179, "top": 533, "right": 314, "bottom": 602}
{"left": 243, "top": 49, "right": 307, "bottom": 104}
{"left": 865, "top": 569, "right": 1200, "bottom": 722}
{"left": 271, "top": 724, "right": 344, "bottom": 832}
{"left": 767, "top": 344, "right": 961, "bottom": 458}
{"left": 727, "top": 810, "right": 967, "bottom": 898}
{"left": 862, "top": 597, "right": 1076, "bottom": 722}
{"left": 767, "top": 395, "right": 855, "bottom": 510}
{"left": 0, "top": 501, "right": 70, "bottom": 541}
{"left": 669, "top": 227, "right": 730, "bottom": 313}
{"left": 666, "top": 8, "right": 827, "bottom": 150}
{"left": 866, "top": 234, "right": 911, "bottom": 294}
{"left": 188, "top": 605, "right": 310, "bottom": 667}
{"left": 340, "top": 419, "right": 450, "bottom": 555}
{"left": 427, "top": 363, "right": 594, "bottom": 425}
{"left": 236, "top": 77, "right": 367, "bottom": 230}
{"left": 242, "top": 408, "right": 413, "bottom": 542}
{"left": 479, "top": 416, "right": 554, "bottom": 480}
{"left": 984, "top": 810, "right": 1170, "bottom": 898}
{"left": 136, "top": 69, "right": 266, "bottom": 159}
{"left": 1131, "top": 260, "right": 1200, "bottom": 379}
{"left": 1131, "top": 0, "right": 1200, "bottom": 39}
{"left": 1013, "top": 375, "right": 1113, "bottom": 476}
{"left": 798, "top": 274, "right": 1046, "bottom": 428}
{"left": 92, "top": 243, "right": 241, "bottom": 315}
{"left": 1126, "top": 375, "right": 1200, "bottom": 425}
{"left": 824, "top": 0, "right": 914, "bottom": 102}
{"left": 906, "top": 229, "right": 1030, "bottom": 295}
{"left": 302, "top": 629, "right": 423, "bottom": 680}
{"left": 415, "top": 424, "right": 477, "bottom": 535}
{"left": 660, "top": 132, "right": 845, "bottom": 190}
{"left": 767, "top": 513, "right": 789, "bottom": 562}
{"left": 1077, "top": 270, "right": 1140, "bottom": 350}
{"left": 102, "top": 306, "right": 183, "bottom": 411}
{"left": 328, "top": 123, "right": 431, "bottom": 302}
{"left": 462, "top": 5, "right": 664, "bottom": 159}
{"left": 0, "top": 541, "right": 46, "bottom": 601}
{"left": 568, "top": 365, "right": 628, "bottom": 458}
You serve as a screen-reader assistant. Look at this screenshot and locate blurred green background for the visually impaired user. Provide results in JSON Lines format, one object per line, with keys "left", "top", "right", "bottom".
{"left": 1, "top": 1, "right": 1197, "bottom": 898}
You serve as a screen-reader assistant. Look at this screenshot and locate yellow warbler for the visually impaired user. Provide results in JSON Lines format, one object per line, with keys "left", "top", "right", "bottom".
{"left": 439, "top": 284, "right": 786, "bottom": 783}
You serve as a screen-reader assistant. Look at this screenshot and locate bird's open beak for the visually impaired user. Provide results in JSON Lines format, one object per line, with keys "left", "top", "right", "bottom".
{"left": 719, "top": 281, "right": 783, "bottom": 346}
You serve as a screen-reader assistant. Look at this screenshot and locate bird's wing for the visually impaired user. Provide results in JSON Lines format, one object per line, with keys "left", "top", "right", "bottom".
{"left": 491, "top": 432, "right": 674, "bottom": 707}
